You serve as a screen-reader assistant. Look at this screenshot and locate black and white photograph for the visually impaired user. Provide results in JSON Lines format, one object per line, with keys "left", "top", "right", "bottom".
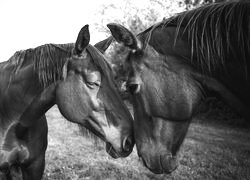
{"left": 0, "top": 0, "right": 249, "bottom": 179}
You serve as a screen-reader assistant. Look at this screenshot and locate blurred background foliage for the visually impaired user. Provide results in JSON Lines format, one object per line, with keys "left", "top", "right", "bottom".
{"left": 93, "top": 0, "right": 245, "bottom": 126}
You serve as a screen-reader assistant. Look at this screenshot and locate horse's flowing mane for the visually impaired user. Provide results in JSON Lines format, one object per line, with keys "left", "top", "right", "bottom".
{"left": 33, "top": 43, "right": 74, "bottom": 87}
{"left": 6, "top": 43, "right": 74, "bottom": 87}
{"left": 87, "top": 45, "right": 114, "bottom": 78}
{"left": 167, "top": 1, "right": 250, "bottom": 72}
{"left": 143, "top": 1, "right": 250, "bottom": 73}
{"left": 7, "top": 43, "right": 113, "bottom": 88}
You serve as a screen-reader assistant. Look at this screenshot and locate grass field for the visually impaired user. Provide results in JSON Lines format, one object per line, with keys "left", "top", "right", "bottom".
{"left": 42, "top": 105, "right": 250, "bottom": 180}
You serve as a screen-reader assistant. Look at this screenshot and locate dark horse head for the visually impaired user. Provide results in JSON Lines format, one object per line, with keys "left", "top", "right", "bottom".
{"left": 13, "top": 25, "right": 134, "bottom": 159}
{"left": 107, "top": 1, "right": 250, "bottom": 174}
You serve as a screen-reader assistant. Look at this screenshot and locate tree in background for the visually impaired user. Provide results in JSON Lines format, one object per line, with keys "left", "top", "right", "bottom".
{"left": 184, "top": 0, "right": 239, "bottom": 9}
{"left": 95, "top": 0, "right": 231, "bottom": 35}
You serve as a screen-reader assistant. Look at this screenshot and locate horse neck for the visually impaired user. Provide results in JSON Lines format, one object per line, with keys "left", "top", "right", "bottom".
{"left": 0, "top": 63, "right": 43, "bottom": 121}
{"left": 0, "top": 44, "right": 72, "bottom": 122}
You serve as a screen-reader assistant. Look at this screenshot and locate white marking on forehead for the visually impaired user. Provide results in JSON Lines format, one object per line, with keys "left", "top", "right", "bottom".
{"left": 88, "top": 71, "right": 101, "bottom": 78}
{"left": 85, "top": 70, "right": 101, "bottom": 82}
{"left": 131, "top": 49, "right": 137, "bottom": 53}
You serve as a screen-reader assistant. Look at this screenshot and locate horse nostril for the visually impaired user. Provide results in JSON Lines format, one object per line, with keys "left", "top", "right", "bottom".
{"left": 127, "top": 84, "right": 140, "bottom": 94}
{"left": 122, "top": 135, "right": 134, "bottom": 152}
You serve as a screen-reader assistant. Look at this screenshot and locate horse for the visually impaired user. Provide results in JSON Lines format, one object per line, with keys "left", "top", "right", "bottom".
{"left": 107, "top": 1, "right": 250, "bottom": 174}
{"left": 0, "top": 25, "right": 134, "bottom": 179}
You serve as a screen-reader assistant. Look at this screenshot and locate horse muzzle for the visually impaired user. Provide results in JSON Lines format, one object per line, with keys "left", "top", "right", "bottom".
{"left": 105, "top": 135, "right": 134, "bottom": 158}
{"left": 139, "top": 153, "right": 178, "bottom": 174}
{"left": 160, "top": 154, "right": 178, "bottom": 174}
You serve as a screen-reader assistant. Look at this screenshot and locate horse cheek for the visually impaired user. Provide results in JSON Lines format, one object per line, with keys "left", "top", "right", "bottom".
{"left": 56, "top": 78, "right": 89, "bottom": 124}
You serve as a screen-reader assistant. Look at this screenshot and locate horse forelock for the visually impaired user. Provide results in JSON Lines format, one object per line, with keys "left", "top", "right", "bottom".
{"left": 151, "top": 1, "right": 250, "bottom": 74}
{"left": 86, "top": 45, "right": 114, "bottom": 80}
{"left": 76, "top": 45, "right": 114, "bottom": 144}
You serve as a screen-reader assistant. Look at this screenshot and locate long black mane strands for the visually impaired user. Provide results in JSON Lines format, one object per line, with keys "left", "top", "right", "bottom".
{"left": 33, "top": 43, "right": 73, "bottom": 87}
{"left": 5, "top": 43, "right": 74, "bottom": 88}
{"left": 159, "top": 1, "right": 250, "bottom": 74}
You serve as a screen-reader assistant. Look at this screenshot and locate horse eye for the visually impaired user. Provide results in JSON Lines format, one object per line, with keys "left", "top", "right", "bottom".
{"left": 87, "top": 81, "right": 101, "bottom": 89}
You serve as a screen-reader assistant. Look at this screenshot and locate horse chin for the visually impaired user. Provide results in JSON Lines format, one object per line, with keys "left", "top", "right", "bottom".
{"left": 105, "top": 142, "right": 132, "bottom": 158}
{"left": 160, "top": 154, "right": 178, "bottom": 174}
{"left": 105, "top": 142, "right": 120, "bottom": 159}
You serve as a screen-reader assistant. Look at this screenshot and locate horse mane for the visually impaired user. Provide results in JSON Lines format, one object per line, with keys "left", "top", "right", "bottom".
{"left": 33, "top": 43, "right": 74, "bottom": 87}
{"left": 8, "top": 43, "right": 113, "bottom": 88}
{"left": 6, "top": 43, "right": 74, "bottom": 87}
{"left": 167, "top": 1, "right": 250, "bottom": 73}
{"left": 145, "top": 1, "right": 250, "bottom": 74}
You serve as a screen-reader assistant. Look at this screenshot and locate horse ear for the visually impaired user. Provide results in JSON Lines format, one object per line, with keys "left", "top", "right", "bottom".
{"left": 107, "top": 23, "right": 141, "bottom": 50}
{"left": 94, "top": 36, "right": 113, "bottom": 54}
{"left": 75, "top": 25, "right": 90, "bottom": 55}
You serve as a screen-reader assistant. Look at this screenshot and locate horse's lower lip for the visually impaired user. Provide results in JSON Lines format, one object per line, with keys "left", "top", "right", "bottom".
{"left": 106, "top": 142, "right": 120, "bottom": 158}
{"left": 139, "top": 157, "right": 163, "bottom": 174}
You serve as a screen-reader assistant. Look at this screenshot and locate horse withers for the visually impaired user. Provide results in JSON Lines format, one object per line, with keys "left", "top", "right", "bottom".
{"left": 107, "top": 1, "right": 250, "bottom": 174}
{"left": 0, "top": 25, "right": 134, "bottom": 179}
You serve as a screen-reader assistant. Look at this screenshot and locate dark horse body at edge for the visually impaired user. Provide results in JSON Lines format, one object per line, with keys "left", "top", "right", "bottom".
{"left": 108, "top": 1, "right": 250, "bottom": 174}
{"left": 0, "top": 25, "right": 134, "bottom": 179}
